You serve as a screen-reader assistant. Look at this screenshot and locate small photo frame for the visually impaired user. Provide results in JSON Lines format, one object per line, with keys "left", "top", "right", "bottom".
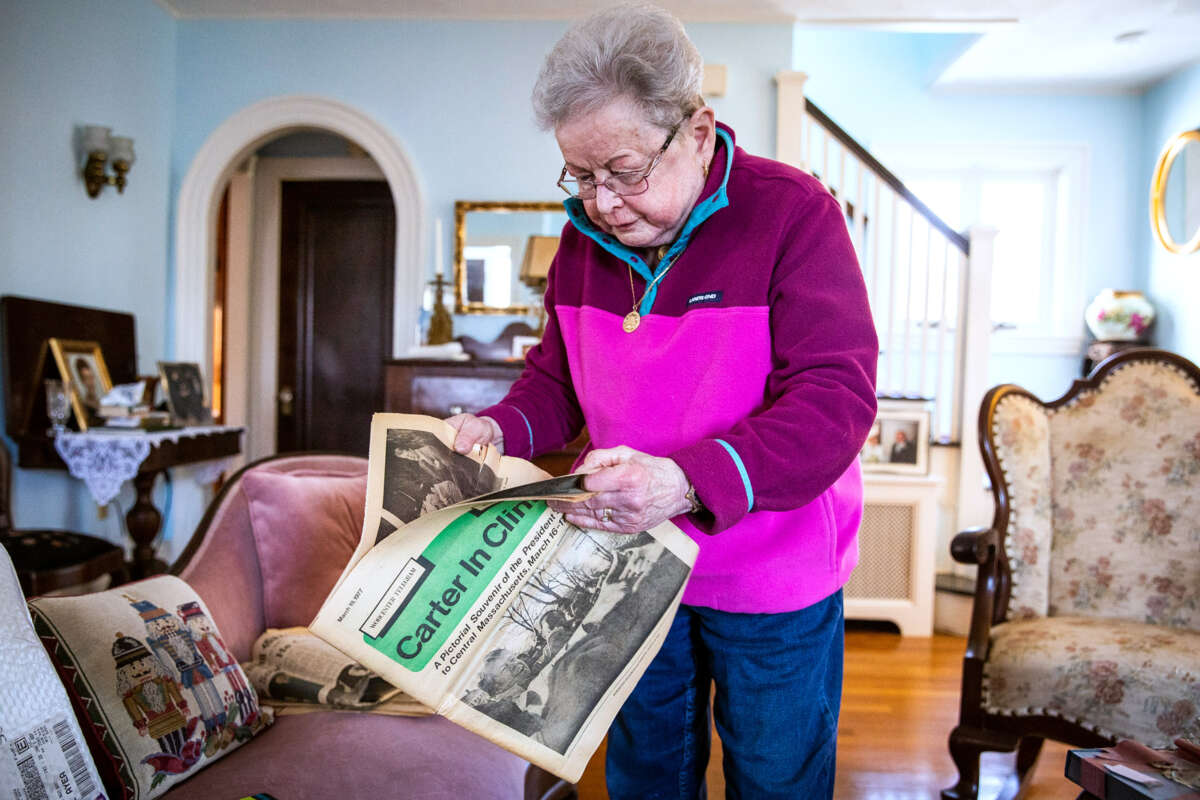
{"left": 157, "top": 361, "right": 213, "bottom": 426}
{"left": 48, "top": 338, "right": 113, "bottom": 431}
{"left": 511, "top": 335, "right": 540, "bottom": 360}
{"left": 860, "top": 399, "right": 931, "bottom": 475}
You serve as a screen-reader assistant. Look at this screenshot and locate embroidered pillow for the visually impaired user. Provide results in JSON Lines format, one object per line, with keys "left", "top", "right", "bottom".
{"left": 240, "top": 467, "right": 368, "bottom": 629}
{"left": 27, "top": 575, "right": 271, "bottom": 799}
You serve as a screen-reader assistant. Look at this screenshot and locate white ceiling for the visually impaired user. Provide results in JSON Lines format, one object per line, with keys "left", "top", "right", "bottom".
{"left": 158, "top": 0, "right": 1200, "bottom": 92}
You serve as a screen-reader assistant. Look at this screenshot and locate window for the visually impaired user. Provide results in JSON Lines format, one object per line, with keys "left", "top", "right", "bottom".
{"left": 881, "top": 143, "right": 1087, "bottom": 349}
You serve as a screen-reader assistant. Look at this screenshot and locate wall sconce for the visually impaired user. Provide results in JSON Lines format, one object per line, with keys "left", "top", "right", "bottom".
{"left": 79, "top": 125, "right": 136, "bottom": 198}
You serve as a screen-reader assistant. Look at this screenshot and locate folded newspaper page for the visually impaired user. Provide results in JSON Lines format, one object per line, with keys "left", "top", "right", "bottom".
{"left": 328, "top": 414, "right": 586, "bottom": 597}
{"left": 242, "top": 627, "right": 431, "bottom": 716}
{"left": 311, "top": 413, "right": 698, "bottom": 782}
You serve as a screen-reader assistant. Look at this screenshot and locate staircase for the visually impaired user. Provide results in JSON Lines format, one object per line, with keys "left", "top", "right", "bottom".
{"left": 775, "top": 73, "right": 996, "bottom": 631}
{"left": 777, "top": 72, "right": 994, "bottom": 530}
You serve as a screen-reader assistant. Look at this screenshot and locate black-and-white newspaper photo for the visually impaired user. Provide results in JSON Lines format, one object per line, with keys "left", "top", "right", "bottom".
{"left": 458, "top": 529, "right": 691, "bottom": 754}
{"left": 381, "top": 428, "right": 499, "bottom": 533}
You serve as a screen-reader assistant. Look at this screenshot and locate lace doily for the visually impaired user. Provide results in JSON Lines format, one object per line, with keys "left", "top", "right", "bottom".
{"left": 53, "top": 426, "right": 241, "bottom": 506}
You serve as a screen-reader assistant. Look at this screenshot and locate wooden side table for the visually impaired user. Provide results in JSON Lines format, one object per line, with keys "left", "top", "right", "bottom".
{"left": 1083, "top": 340, "right": 1150, "bottom": 376}
{"left": 16, "top": 427, "right": 242, "bottom": 579}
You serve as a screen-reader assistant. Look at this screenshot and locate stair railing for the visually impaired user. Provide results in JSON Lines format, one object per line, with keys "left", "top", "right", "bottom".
{"left": 775, "top": 71, "right": 997, "bottom": 535}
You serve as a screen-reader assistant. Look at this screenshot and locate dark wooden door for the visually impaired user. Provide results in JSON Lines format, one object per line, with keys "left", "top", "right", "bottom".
{"left": 277, "top": 181, "right": 395, "bottom": 455}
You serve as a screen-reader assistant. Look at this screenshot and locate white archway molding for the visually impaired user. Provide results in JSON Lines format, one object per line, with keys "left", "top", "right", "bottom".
{"left": 173, "top": 94, "right": 424, "bottom": 374}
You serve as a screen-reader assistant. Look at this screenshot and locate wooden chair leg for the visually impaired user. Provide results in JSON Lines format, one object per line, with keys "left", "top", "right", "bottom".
{"left": 1014, "top": 736, "right": 1044, "bottom": 794}
{"left": 942, "top": 725, "right": 1020, "bottom": 800}
{"left": 943, "top": 725, "right": 984, "bottom": 800}
{"left": 110, "top": 561, "right": 130, "bottom": 589}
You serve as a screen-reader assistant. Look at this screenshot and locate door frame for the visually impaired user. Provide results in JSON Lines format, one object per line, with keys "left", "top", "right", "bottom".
{"left": 174, "top": 95, "right": 424, "bottom": 457}
{"left": 246, "top": 158, "right": 385, "bottom": 460}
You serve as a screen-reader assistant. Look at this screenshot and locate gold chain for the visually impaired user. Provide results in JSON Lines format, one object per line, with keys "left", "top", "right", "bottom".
{"left": 623, "top": 246, "right": 673, "bottom": 333}
{"left": 627, "top": 246, "right": 673, "bottom": 309}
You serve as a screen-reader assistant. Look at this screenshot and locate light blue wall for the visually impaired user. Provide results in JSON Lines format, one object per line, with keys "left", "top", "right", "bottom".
{"left": 1141, "top": 62, "right": 1200, "bottom": 363}
{"left": 161, "top": 18, "right": 791, "bottom": 554}
{"left": 792, "top": 28, "right": 1144, "bottom": 400}
{"left": 171, "top": 19, "right": 793, "bottom": 343}
{"left": 2, "top": 4, "right": 1191, "bottom": 561}
{"left": 1, "top": 0, "right": 177, "bottom": 545}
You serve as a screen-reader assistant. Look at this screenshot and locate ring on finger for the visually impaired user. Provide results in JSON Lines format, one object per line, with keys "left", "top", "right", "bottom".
{"left": 601, "top": 508, "right": 613, "bottom": 522}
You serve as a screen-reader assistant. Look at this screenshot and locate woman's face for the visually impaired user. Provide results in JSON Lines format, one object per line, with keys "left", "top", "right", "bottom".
{"left": 556, "top": 97, "right": 715, "bottom": 249}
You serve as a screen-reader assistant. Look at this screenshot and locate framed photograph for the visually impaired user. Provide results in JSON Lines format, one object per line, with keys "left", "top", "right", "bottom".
{"left": 48, "top": 338, "right": 113, "bottom": 431}
{"left": 860, "top": 401, "right": 931, "bottom": 475}
{"left": 157, "top": 361, "right": 213, "bottom": 426}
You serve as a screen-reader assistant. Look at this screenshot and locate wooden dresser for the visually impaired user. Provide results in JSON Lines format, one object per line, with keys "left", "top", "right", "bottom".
{"left": 383, "top": 358, "right": 584, "bottom": 474}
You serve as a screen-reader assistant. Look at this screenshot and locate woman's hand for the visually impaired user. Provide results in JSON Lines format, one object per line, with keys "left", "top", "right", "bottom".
{"left": 445, "top": 413, "right": 503, "bottom": 455}
{"left": 549, "top": 446, "right": 692, "bottom": 534}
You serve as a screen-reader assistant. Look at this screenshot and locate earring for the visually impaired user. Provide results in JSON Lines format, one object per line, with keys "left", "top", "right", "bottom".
{"left": 702, "top": 160, "right": 710, "bottom": 178}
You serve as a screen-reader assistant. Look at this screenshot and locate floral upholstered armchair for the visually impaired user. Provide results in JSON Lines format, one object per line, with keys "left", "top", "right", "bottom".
{"left": 943, "top": 348, "right": 1200, "bottom": 800}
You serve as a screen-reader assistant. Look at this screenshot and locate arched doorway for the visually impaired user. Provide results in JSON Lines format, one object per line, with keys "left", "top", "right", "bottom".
{"left": 173, "top": 95, "right": 424, "bottom": 459}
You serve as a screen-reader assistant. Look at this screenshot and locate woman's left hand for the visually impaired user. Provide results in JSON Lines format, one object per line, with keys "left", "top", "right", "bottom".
{"left": 548, "top": 446, "right": 692, "bottom": 533}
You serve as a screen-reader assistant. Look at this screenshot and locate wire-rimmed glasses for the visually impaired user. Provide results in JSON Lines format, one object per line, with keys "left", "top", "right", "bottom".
{"left": 557, "top": 121, "right": 682, "bottom": 200}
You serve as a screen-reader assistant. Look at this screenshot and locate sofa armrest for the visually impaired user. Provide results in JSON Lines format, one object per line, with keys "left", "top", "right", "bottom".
{"left": 525, "top": 764, "right": 578, "bottom": 800}
{"left": 173, "top": 482, "right": 266, "bottom": 662}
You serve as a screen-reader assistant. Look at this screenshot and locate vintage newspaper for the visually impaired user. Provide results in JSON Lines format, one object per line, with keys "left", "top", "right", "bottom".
{"left": 241, "top": 627, "right": 430, "bottom": 716}
{"left": 311, "top": 413, "right": 698, "bottom": 782}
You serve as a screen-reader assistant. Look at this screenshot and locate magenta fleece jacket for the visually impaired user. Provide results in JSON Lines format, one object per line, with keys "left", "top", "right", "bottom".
{"left": 479, "top": 124, "right": 879, "bottom": 613}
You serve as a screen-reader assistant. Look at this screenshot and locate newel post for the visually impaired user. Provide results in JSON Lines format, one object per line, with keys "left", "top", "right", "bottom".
{"left": 774, "top": 71, "right": 809, "bottom": 170}
{"left": 954, "top": 226, "right": 998, "bottom": 551}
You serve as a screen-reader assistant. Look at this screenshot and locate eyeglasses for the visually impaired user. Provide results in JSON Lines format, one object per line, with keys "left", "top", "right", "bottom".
{"left": 557, "top": 121, "right": 681, "bottom": 200}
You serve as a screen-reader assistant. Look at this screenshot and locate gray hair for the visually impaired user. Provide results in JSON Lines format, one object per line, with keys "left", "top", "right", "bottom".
{"left": 532, "top": 3, "right": 704, "bottom": 132}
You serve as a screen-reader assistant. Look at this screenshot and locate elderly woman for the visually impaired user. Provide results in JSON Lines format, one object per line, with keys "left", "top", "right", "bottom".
{"left": 449, "top": 5, "right": 877, "bottom": 798}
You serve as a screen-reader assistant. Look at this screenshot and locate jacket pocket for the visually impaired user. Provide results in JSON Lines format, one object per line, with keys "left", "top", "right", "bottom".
{"left": 817, "top": 489, "right": 837, "bottom": 574}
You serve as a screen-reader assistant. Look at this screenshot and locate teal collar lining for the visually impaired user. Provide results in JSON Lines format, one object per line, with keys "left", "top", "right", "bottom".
{"left": 563, "top": 127, "right": 734, "bottom": 317}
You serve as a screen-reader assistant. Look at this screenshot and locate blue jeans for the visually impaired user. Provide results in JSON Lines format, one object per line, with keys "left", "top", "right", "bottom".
{"left": 605, "top": 591, "right": 844, "bottom": 800}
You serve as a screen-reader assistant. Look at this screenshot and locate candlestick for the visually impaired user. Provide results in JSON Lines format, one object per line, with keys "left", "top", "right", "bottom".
{"left": 435, "top": 217, "right": 444, "bottom": 278}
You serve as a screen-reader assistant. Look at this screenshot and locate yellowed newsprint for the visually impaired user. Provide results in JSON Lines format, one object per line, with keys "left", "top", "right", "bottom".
{"left": 241, "top": 627, "right": 430, "bottom": 716}
{"left": 310, "top": 413, "right": 698, "bottom": 782}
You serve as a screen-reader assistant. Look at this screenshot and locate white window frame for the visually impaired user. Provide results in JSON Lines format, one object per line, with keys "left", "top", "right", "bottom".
{"left": 874, "top": 142, "right": 1089, "bottom": 356}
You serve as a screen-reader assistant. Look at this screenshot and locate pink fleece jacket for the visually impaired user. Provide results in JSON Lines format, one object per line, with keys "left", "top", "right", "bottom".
{"left": 480, "top": 124, "right": 878, "bottom": 613}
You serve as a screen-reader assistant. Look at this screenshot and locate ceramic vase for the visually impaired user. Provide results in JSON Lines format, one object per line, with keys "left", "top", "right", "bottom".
{"left": 1084, "top": 289, "right": 1155, "bottom": 341}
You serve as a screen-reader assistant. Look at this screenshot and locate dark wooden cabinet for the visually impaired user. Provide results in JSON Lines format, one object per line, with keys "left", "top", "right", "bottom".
{"left": 384, "top": 358, "right": 526, "bottom": 418}
{"left": 383, "top": 358, "right": 585, "bottom": 475}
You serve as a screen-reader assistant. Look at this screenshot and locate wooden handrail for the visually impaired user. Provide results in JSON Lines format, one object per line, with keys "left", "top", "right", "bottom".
{"left": 805, "top": 99, "right": 970, "bottom": 254}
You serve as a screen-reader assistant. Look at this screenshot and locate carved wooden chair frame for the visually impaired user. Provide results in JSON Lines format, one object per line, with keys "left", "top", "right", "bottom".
{"left": 942, "top": 347, "right": 1200, "bottom": 800}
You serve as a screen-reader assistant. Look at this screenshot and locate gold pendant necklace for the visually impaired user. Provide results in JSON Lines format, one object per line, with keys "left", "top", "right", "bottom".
{"left": 624, "top": 247, "right": 672, "bottom": 334}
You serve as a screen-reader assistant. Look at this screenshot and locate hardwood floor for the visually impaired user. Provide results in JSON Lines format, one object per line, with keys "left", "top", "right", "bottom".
{"left": 574, "top": 628, "right": 1080, "bottom": 799}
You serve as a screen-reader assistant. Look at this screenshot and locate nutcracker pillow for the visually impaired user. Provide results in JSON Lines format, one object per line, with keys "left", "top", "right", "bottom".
{"left": 27, "top": 576, "right": 271, "bottom": 799}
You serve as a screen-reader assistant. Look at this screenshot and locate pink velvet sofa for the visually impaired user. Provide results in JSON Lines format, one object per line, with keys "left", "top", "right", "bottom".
{"left": 165, "top": 452, "right": 574, "bottom": 800}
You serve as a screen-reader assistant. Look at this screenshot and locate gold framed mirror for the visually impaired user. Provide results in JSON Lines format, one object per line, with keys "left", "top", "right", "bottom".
{"left": 1150, "top": 128, "right": 1200, "bottom": 255}
{"left": 454, "top": 200, "right": 568, "bottom": 315}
